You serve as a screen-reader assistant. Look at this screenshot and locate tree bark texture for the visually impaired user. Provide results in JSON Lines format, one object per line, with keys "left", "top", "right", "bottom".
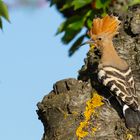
{"left": 37, "top": 4, "right": 140, "bottom": 140}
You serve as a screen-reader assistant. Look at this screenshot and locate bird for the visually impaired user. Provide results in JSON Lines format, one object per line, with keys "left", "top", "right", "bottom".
{"left": 83, "top": 14, "right": 140, "bottom": 130}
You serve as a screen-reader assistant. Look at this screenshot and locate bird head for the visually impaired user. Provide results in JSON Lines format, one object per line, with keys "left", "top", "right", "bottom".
{"left": 82, "top": 15, "right": 121, "bottom": 49}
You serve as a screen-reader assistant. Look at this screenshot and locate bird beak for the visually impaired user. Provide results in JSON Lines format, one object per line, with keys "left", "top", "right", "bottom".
{"left": 80, "top": 39, "right": 95, "bottom": 46}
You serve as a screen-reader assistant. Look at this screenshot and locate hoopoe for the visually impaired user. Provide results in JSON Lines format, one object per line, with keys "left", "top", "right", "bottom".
{"left": 84, "top": 15, "right": 140, "bottom": 129}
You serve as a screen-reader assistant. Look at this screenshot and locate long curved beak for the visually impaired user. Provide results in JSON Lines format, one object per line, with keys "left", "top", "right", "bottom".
{"left": 80, "top": 39, "right": 95, "bottom": 46}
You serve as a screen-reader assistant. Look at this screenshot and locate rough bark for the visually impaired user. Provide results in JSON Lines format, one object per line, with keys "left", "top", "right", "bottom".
{"left": 37, "top": 4, "right": 140, "bottom": 140}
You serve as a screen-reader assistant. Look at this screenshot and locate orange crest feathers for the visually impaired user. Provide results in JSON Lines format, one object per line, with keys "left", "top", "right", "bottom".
{"left": 89, "top": 15, "right": 121, "bottom": 37}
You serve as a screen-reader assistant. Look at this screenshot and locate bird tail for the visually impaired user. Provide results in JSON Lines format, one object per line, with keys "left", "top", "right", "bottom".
{"left": 123, "top": 104, "right": 140, "bottom": 131}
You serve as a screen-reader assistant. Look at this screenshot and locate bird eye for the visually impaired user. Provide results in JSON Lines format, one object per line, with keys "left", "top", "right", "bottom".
{"left": 98, "top": 37, "right": 102, "bottom": 40}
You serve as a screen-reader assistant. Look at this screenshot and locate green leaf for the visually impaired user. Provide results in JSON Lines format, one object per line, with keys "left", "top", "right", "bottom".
{"left": 67, "top": 18, "right": 84, "bottom": 30}
{"left": 56, "top": 15, "right": 85, "bottom": 35}
{"left": 61, "top": 15, "right": 86, "bottom": 44}
{"left": 56, "top": 21, "right": 66, "bottom": 35}
{"left": 84, "top": 10, "right": 92, "bottom": 18}
{"left": 60, "top": 2, "right": 73, "bottom": 11}
{"left": 95, "top": 0, "right": 103, "bottom": 9}
{"left": 69, "top": 35, "right": 85, "bottom": 56}
{"left": 95, "top": 0, "right": 111, "bottom": 9}
{"left": 72, "top": 0, "right": 92, "bottom": 10}
{"left": 128, "top": 0, "right": 140, "bottom": 6}
{"left": 95, "top": 0, "right": 112, "bottom": 15}
{"left": 62, "top": 28, "right": 81, "bottom": 44}
{"left": 87, "top": 18, "right": 93, "bottom": 29}
{"left": 0, "top": 1, "right": 10, "bottom": 22}
{"left": 0, "top": 17, "right": 2, "bottom": 29}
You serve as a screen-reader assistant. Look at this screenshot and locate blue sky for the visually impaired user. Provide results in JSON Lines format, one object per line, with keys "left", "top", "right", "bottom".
{"left": 0, "top": 2, "right": 88, "bottom": 140}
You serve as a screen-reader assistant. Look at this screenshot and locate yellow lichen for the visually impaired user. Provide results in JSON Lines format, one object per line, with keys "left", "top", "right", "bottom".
{"left": 64, "top": 112, "right": 68, "bottom": 119}
{"left": 126, "top": 133, "right": 133, "bottom": 140}
{"left": 72, "top": 111, "right": 79, "bottom": 116}
{"left": 89, "top": 44, "right": 95, "bottom": 51}
{"left": 76, "top": 91, "right": 104, "bottom": 140}
{"left": 92, "top": 127, "right": 97, "bottom": 133}
{"left": 76, "top": 122, "right": 89, "bottom": 139}
{"left": 124, "top": 129, "right": 133, "bottom": 140}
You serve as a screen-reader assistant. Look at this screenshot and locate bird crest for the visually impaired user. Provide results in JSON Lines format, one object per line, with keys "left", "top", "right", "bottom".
{"left": 88, "top": 15, "right": 121, "bottom": 38}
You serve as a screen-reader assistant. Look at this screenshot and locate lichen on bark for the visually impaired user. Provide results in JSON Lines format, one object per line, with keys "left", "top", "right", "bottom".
{"left": 76, "top": 92, "right": 104, "bottom": 140}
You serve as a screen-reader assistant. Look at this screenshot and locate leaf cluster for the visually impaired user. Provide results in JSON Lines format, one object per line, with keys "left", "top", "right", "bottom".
{"left": 49, "top": 0, "right": 140, "bottom": 56}
{"left": 49, "top": 0, "right": 113, "bottom": 56}
{"left": 0, "top": 0, "right": 9, "bottom": 29}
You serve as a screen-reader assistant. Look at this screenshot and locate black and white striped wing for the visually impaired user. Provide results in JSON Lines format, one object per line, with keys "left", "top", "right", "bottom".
{"left": 98, "top": 66, "right": 139, "bottom": 110}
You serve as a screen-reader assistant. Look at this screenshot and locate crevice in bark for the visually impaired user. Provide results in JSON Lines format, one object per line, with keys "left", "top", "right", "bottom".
{"left": 65, "top": 81, "right": 70, "bottom": 91}
{"left": 66, "top": 104, "right": 72, "bottom": 115}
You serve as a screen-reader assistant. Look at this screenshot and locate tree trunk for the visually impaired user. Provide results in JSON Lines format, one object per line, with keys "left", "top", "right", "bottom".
{"left": 37, "top": 4, "right": 140, "bottom": 140}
